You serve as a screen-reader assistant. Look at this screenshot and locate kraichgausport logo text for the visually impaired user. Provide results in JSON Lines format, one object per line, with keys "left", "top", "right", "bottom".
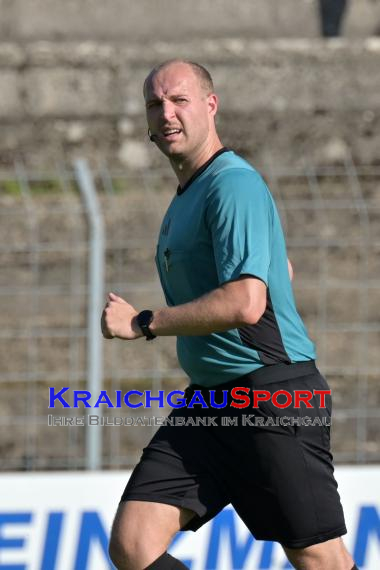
{"left": 48, "top": 388, "right": 330, "bottom": 409}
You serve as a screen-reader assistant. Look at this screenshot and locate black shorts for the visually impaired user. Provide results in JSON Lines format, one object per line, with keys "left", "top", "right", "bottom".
{"left": 121, "top": 361, "right": 347, "bottom": 548}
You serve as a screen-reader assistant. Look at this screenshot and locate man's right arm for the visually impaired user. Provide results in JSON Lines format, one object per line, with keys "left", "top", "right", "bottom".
{"left": 147, "top": 275, "right": 267, "bottom": 337}
{"left": 102, "top": 275, "right": 267, "bottom": 340}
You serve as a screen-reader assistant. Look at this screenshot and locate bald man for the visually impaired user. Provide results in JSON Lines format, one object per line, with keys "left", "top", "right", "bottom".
{"left": 102, "top": 60, "right": 355, "bottom": 570}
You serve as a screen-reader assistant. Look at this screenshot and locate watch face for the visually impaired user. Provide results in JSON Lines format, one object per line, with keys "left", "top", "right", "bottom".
{"left": 138, "top": 310, "right": 156, "bottom": 340}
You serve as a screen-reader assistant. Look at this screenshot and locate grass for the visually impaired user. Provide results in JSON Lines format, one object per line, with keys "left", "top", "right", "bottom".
{"left": 0, "top": 177, "right": 169, "bottom": 196}
{"left": 1, "top": 180, "right": 22, "bottom": 195}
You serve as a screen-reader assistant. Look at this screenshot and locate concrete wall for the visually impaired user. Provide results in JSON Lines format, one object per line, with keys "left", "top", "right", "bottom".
{"left": 1, "top": 0, "right": 380, "bottom": 41}
{"left": 0, "top": 39, "right": 379, "bottom": 168}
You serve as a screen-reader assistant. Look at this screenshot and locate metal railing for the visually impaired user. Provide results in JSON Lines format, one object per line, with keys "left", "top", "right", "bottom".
{"left": 0, "top": 157, "right": 379, "bottom": 470}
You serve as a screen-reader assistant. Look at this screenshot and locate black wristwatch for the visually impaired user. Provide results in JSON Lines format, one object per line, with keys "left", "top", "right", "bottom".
{"left": 136, "top": 310, "right": 156, "bottom": 341}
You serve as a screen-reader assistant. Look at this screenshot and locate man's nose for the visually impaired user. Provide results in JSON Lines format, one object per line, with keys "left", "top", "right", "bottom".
{"left": 161, "top": 100, "right": 176, "bottom": 120}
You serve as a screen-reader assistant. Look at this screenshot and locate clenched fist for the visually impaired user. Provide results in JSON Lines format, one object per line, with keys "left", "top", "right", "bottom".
{"left": 101, "top": 292, "right": 143, "bottom": 340}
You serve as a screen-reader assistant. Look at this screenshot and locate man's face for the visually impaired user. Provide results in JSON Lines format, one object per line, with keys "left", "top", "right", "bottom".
{"left": 144, "top": 63, "right": 217, "bottom": 161}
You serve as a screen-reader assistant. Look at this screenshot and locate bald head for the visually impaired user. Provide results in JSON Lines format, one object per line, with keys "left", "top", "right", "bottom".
{"left": 143, "top": 58, "right": 222, "bottom": 176}
{"left": 143, "top": 59, "right": 214, "bottom": 99}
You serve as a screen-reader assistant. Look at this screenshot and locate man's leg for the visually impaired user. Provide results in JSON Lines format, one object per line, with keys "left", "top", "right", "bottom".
{"left": 319, "top": 0, "right": 348, "bottom": 37}
{"left": 283, "top": 536, "right": 355, "bottom": 570}
{"left": 109, "top": 500, "right": 195, "bottom": 570}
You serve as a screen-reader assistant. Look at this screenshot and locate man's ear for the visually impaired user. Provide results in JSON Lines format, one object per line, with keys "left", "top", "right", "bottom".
{"left": 208, "top": 93, "right": 218, "bottom": 117}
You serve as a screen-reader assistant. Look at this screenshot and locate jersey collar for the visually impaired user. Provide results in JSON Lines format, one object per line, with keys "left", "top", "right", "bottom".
{"left": 177, "top": 147, "right": 230, "bottom": 196}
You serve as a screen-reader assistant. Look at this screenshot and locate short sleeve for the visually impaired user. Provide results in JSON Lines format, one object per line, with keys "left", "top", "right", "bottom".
{"left": 205, "top": 169, "right": 273, "bottom": 286}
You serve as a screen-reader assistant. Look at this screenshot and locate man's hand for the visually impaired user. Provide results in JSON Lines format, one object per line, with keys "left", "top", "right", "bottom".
{"left": 101, "top": 292, "right": 143, "bottom": 340}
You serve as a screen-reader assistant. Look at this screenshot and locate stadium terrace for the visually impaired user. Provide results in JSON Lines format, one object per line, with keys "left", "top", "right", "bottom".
{"left": 48, "top": 387, "right": 331, "bottom": 409}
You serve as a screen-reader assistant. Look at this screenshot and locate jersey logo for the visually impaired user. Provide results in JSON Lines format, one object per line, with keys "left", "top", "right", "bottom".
{"left": 162, "top": 218, "right": 171, "bottom": 236}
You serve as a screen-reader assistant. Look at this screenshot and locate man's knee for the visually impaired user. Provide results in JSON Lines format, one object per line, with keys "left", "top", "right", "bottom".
{"left": 108, "top": 509, "right": 162, "bottom": 569}
{"left": 109, "top": 501, "right": 194, "bottom": 569}
{"left": 108, "top": 533, "right": 131, "bottom": 569}
{"left": 109, "top": 527, "right": 165, "bottom": 569}
{"left": 283, "top": 536, "right": 354, "bottom": 570}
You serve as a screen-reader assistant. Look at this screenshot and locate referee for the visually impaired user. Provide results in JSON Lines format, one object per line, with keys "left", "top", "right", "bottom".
{"left": 102, "top": 60, "right": 357, "bottom": 570}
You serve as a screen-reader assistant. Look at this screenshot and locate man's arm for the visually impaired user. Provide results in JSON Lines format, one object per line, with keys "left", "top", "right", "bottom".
{"left": 101, "top": 171, "right": 295, "bottom": 341}
{"left": 101, "top": 275, "right": 267, "bottom": 340}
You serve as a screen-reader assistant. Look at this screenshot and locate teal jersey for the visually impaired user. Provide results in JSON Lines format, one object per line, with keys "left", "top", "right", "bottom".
{"left": 156, "top": 149, "right": 316, "bottom": 386}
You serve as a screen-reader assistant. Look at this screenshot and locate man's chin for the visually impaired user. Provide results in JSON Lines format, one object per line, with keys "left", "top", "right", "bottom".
{"left": 157, "top": 142, "right": 184, "bottom": 160}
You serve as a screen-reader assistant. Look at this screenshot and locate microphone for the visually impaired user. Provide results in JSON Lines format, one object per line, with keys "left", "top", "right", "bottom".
{"left": 148, "top": 129, "right": 157, "bottom": 142}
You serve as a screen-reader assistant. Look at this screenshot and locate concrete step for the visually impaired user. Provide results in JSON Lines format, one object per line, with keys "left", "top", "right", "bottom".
{"left": 0, "top": 39, "right": 379, "bottom": 168}
{"left": 1, "top": 0, "right": 380, "bottom": 41}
